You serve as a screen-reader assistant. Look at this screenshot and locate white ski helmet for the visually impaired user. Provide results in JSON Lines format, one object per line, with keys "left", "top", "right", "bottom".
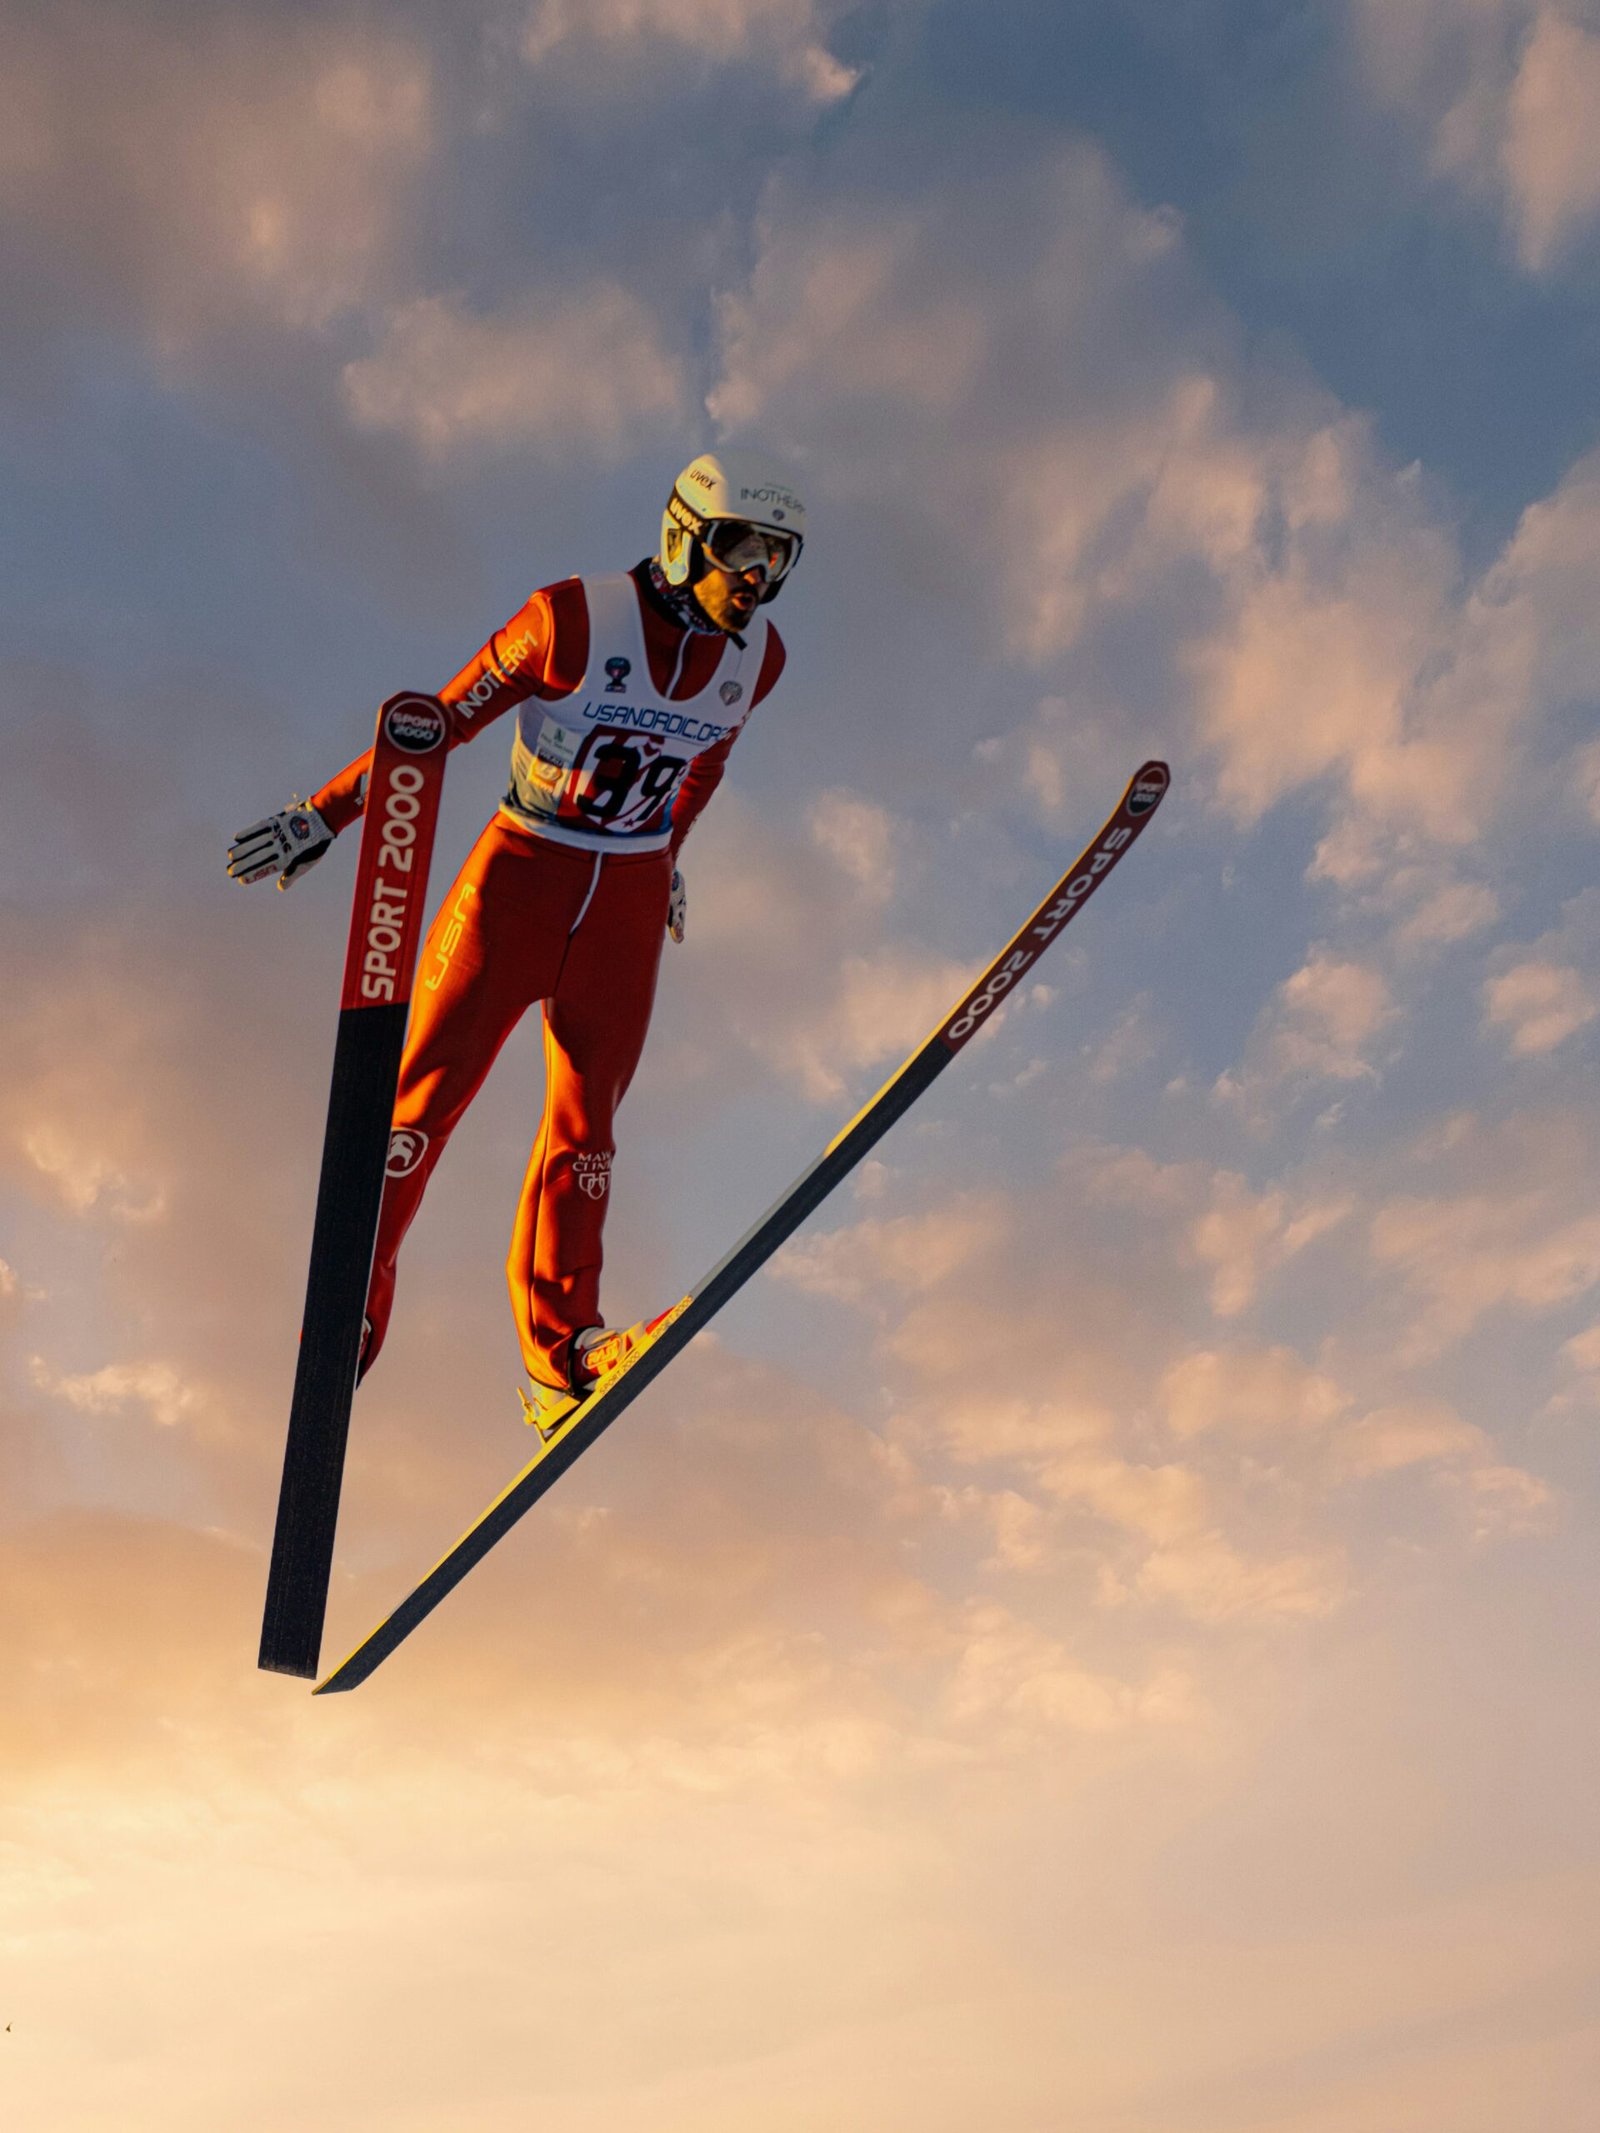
{"left": 659, "top": 448, "right": 806, "bottom": 603}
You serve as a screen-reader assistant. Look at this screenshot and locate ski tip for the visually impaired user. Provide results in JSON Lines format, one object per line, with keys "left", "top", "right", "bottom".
{"left": 312, "top": 1643, "right": 374, "bottom": 1693}
{"left": 1124, "top": 761, "right": 1171, "bottom": 816}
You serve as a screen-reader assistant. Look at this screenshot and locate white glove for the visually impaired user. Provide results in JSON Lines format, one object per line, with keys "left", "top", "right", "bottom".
{"left": 227, "top": 801, "right": 334, "bottom": 889}
{"left": 668, "top": 868, "right": 686, "bottom": 945}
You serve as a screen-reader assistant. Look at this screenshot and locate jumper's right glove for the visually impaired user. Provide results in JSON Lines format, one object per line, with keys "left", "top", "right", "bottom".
{"left": 227, "top": 801, "right": 334, "bottom": 889}
{"left": 667, "top": 867, "right": 686, "bottom": 945}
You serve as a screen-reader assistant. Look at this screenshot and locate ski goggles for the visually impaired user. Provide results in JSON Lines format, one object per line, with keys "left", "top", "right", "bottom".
{"left": 701, "top": 518, "right": 801, "bottom": 583}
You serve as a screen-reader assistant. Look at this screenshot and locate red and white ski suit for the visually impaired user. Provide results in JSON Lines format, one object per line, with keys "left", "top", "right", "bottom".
{"left": 311, "top": 562, "right": 786, "bottom": 1388}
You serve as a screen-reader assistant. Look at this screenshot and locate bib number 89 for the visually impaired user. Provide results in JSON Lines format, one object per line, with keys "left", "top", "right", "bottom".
{"left": 570, "top": 730, "right": 687, "bottom": 831}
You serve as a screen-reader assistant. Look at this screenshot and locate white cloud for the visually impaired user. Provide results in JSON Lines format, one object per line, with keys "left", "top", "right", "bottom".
{"left": 710, "top": 115, "right": 1600, "bottom": 920}
{"left": 912, "top": 1391, "right": 1117, "bottom": 1474}
{"left": 1185, "top": 1171, "right": 1354, "bottom": 1317}
{"left": 796, "top": 950, "right": 974, "bottom": 1101}
{"left": 1300, "top": 441, "right": 1600, "bottom": 900}
{"left": 944, "top": 1485, "right": 1053, "bottom": 1572}
{"left": 1272, "top": 954, "right": 1397, "bottom": 1076}
{"left": 1162, "top": 1347, "right": 1347, "bottom": 1443}
{"left": 1130, "top": 1532, "right": 1349, "bottom": 1622}
{"left": 20, "top": 1124, "right": 166, "bottom": 1222}
{"left": 0, "top": 12, "right": 434, "bottom": 344}
{"left": 776, "top": 1199, "right": 1005, "bottom": 1309}
{"left": 1018, "top": 1446, "right": 1348, "bottom": 1624}
{"left": 1355, "top": 0, "right": 1600, "bottom": 271}
{"left": 1184, "top": 425, "right": 1465, "bottom": 835}
{"left": 1575, "top": 737, "right": 1600, "bottom": 825}
{"left": 1371, "top": 1186, "right": 1600, "bottom": 1357}
{"left": 921, "top": 1411, "right": 1355, "bottom": 1628}
{"left": 1332, "top": 1399, "right": 1486, "bottom": 1478}
{"left": 709, "top": 139, "right": 1249, "bottom": 672}
{"left": 1483, "top": 958, "right": 1598, "bottom": 1055}
{"left": 1549, "top": 1321, "right": 1600, "bottom": 1411}
{"left": 343, "top": 287, "right": 687, "bottom": 460}
{"left": 674, "top": 789, "right": 966, "bottom": 1104}
{"left": 1044, "top": 1447, "right": 1214, "bottom": 1548}
{"left": 1217, "top": 952, "right": 1397, "bottom": 1115}
{"left": 522, "top": 0, "right": 861, "bottom": 103}
{"left": 29, "top": 1357, "right": 201, "bottom": 1431}
{"left": 808, "top": 790, "right": 899, "bottom": 902}
{"left": 1501, "top": 9, "right": 1600, "bottom": 266}
{"left": 1392, "top": 876, "right": 1503, "bottom": 951}
{"left": 941, "top": 1600, "right": 1196, "bottom": 1734}
{"left": 1449, "top": 1458, "right": 1555, "bottom": 1537}
{"left": 1562, "top": 1323, "right": 1600, "bottom": 1371}
{"left": 1085, "top": 997, "right": 1159, "bottom": 1085}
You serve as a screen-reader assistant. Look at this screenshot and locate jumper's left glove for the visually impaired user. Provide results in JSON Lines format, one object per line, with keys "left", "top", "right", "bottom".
{"left": 667, "top": 868, "right": 686, "bottom": 945}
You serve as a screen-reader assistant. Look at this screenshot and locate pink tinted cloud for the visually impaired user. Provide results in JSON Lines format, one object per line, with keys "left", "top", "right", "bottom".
{"left": 1356, "top": 0, "right": 1600, "bottom": 271}
{"left": 343, "top": 287, "right": 689, "bottom": 463}
{"left": 0, "top": 7, "right": 434, "bottom": 352}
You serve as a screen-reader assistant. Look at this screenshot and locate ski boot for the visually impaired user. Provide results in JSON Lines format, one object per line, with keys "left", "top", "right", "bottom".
{"left": 517, "top": 1311, "right": 680, "bottom": 1440}
{"left": 518, "top": 1326, "right": 629, "bottom": 1442}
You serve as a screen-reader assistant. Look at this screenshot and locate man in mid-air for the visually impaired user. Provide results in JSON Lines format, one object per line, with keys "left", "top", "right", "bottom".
{"left": 229, "top": 449, "right": 804, "bottom": 1427}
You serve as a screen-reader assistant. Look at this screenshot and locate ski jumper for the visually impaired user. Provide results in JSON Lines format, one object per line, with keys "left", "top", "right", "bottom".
{"left": 309, "top": 563, "right": 787, "bottom": 1388}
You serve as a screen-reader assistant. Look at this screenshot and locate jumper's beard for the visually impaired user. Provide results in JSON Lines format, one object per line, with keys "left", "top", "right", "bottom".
{"left": 645, "top": 557, "right": 722, "bottom": 634}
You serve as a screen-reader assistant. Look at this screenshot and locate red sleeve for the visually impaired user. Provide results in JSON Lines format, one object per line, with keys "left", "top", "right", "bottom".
{"left": 308, "top": 581, "right": 589, "bottom": 835}
{"left": 668, "top": 731, "right": 736, "bottom": 859}
{"left": 668, "top": 625, "right": 786, "bottom": 859}
{"left": 750, "top": 623, "right": 786, "bottom": 705}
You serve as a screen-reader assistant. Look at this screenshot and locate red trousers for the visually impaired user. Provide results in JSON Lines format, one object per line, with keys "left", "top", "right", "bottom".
{"left": 363, "top": 816, "right": 671, "bottom": 1387}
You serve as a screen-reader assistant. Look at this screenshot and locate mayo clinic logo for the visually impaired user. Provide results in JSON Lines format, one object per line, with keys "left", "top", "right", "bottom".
{"left": 386, "top": 1127, "right": 430, "bottom": 1178}
{"left": 573, "top": 1150, "right": 612, "bottom": 1200}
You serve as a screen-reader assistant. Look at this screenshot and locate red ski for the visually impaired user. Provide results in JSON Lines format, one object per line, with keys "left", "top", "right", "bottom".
{"left": 258, "top": 692, "right": 451, "bottom": 1679}
{"left": 312, "top": 760, "right": 1170, "bottom": 1694}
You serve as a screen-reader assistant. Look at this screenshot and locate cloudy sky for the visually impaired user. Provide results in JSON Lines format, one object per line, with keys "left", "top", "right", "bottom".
{"left": 4, "top": 1, "right": 1600, "bottom": 2125}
